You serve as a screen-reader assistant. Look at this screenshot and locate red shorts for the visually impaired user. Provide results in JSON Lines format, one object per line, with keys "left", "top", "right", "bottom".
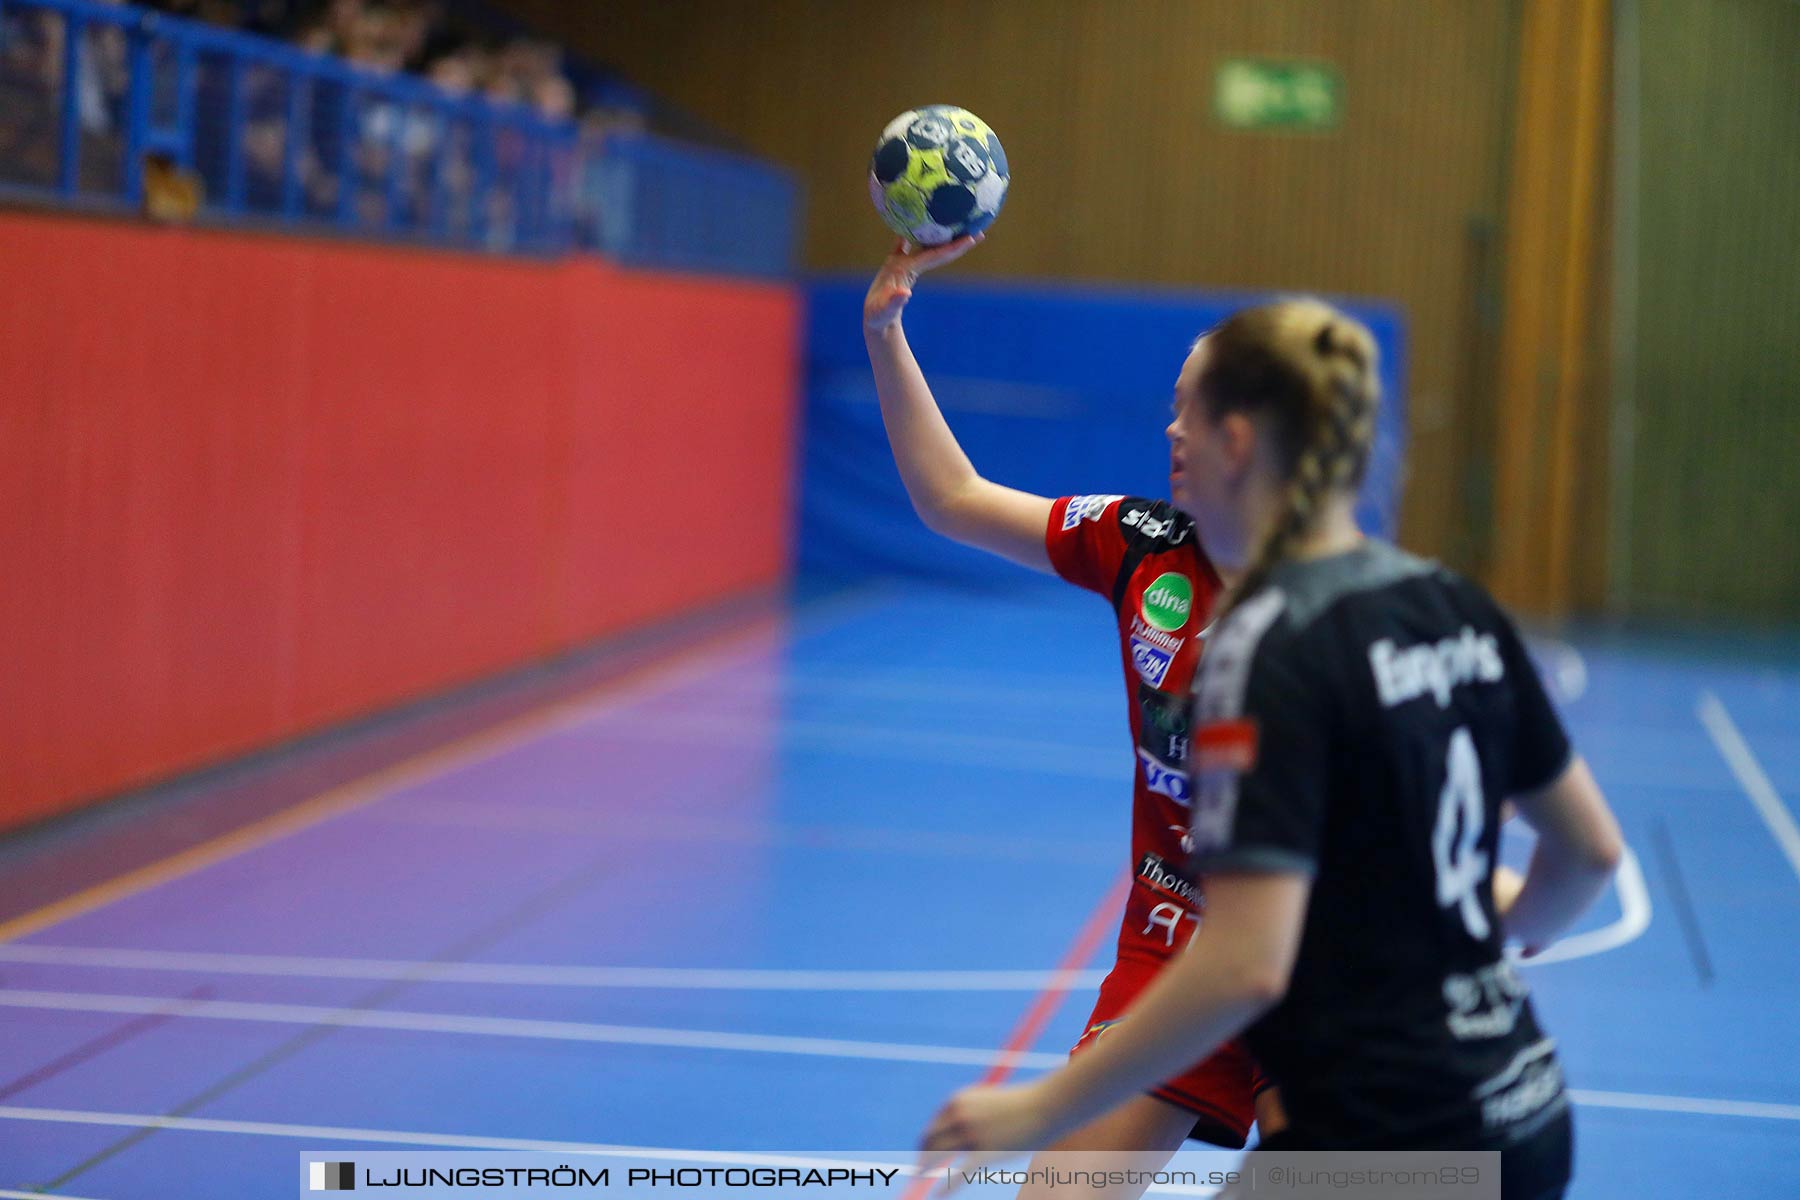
{"left": 1071, "top": 955, "right": 1272, "bottom": 1149}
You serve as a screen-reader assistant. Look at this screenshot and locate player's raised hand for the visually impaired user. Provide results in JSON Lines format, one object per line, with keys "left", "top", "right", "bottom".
{"left": 864, "top": 235, "right": 982, "bottom": 333}
{"left": 915, "top": 1080, "right": 1053, "bottom": 1193}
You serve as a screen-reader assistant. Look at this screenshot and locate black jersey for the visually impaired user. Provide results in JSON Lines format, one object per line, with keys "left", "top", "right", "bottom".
{"left": 1188, "top": 540, "right": 1573, "bottom": 1149}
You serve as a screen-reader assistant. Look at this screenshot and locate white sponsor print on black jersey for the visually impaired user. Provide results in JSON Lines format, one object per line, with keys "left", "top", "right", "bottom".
{"left": 1369, "top": 626, "right": 1505, "bottom": 708}
{"left": 1473, "top": 1038, "right": 1567, "bottom": 1134}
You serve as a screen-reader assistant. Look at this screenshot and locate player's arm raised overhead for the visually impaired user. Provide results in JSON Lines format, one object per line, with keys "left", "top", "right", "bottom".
{"left": 863, "top": 237, "right": 1054, "bottom": 572}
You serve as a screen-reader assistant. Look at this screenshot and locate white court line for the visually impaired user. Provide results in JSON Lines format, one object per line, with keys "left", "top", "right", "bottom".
{"left": 0, "top": 839, "right": 1645, "bottom": 984}
{"left": 1513, "top": 845, "right": 1652, "bottom": 967}
{"left": 0, "top": 945, "right": 1107, "bottom": 992}
{"left": 0, "top": 989, "right": 1066, "bottom": 1070}
{"left": 0, "top": 1109, "right": 1222, "bottom": 1197}
{"left": 1, "top": 1084, "right": 1794, "bottom": 1172}
{"left": 6, "top": 1099, "right": 1799, "bottom": 1200}
{"left": 0, "top": 1105, "right": 907, "bottom": 1171}
{"left": 0, "top": 1191, "right": 106, "bottom": 1200}
{"left": 1697, "top": 690, "right": 1800, "bottom": 888}
{"left": 1566, "top": 1088, "right": 1800, "bottom": 1123}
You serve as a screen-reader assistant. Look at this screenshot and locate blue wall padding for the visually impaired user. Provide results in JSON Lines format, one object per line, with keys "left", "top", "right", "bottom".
{"left": 798, "top": 276, "right": 1408, "bottom": 586}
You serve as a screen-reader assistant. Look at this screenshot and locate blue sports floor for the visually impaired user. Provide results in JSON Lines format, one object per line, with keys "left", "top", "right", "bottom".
{"left": 1, "top": 579, "right": 1797, "bottom": 1198}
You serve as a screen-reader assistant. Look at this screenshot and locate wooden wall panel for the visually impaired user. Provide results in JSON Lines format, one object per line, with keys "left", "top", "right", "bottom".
{"left": 1615, "top": 0, "right": 1800, "bottom": 621}
{"left": 512, "top": 0, "right": 1518, "bottom": 570}
{"left": 1488, "top": 0, "right": 1612, "bottom": 617}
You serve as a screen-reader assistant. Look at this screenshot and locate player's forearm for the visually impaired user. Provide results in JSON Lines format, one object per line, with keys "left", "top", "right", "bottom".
{"left": 1507, "top": 758, "right": 1622, "bottom": 949}
{"left": 864, "top": 323, "right": 983, "bottom": 533}
{"left": 1034, "top": 934, "right": 1280, "bottom": 1139}
{"left": 1504, "top": 839, "right": 1617, "bottom": 949}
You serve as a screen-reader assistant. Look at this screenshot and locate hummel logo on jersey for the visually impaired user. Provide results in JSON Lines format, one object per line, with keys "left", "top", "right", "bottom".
{"left": 1062, "top": 494, "right": 1122, "bottom": 529}
{"left": 1130, "top": 637, "right": 1175, "bottom": 686}
{"left": 1369, "top": 627, "right": 1504, "bottom": 708}
{"left": 1129, "top": 615, "right": 1183, "bottom": 654}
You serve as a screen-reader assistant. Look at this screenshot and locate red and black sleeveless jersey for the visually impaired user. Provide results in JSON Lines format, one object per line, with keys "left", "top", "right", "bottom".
{"left": 1045, "top": 494, "right": 1224, "bottom": 967}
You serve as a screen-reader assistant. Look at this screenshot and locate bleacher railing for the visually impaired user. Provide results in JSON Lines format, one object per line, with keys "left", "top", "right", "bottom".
{"left": 0, "top": 0, "right": 798, "bottom": 273}
{"left": 578, "top": 132, "right": 799, "bottom": 279}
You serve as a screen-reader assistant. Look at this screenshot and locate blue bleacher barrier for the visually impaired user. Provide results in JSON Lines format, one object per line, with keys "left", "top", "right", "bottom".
{"left": 0, "top": 0, "right": 797, "bottom": 273}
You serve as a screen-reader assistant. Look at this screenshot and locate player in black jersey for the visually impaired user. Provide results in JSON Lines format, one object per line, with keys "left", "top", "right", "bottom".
{"left": 920, "top": 298, "right": 1624, "bottom": 1200}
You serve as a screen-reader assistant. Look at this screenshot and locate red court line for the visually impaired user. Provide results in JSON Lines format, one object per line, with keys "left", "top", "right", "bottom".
{"left": 901, "top": 869, "right": 1131, "bottom": 1199}
{"left": 976, "top": 871, "right": 1132, "bottom": 1086}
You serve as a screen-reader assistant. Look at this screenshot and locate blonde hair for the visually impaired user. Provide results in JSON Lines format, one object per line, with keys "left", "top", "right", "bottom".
{"left": 1198, "top": 298, "right": 1381, "bottom": 619}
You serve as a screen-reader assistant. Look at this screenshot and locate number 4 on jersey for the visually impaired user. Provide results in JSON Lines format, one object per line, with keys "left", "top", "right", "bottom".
{"left": 1434, "top": 727, "right": 1491, "bottom": 940}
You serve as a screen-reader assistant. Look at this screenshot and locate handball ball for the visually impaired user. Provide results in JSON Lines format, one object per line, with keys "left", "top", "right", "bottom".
{"left": 869, "top": 105, "right": 1009, "bottom": 246}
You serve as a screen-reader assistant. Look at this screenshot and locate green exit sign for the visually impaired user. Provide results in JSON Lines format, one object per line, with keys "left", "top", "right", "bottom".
{"left": 1214, "top": 59, "right": 1343, "bottom": 131}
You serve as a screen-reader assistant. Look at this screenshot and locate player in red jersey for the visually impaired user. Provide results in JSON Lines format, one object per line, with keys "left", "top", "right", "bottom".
{"left": 863, "top": 236, "right": 1283, "bottom": 1176}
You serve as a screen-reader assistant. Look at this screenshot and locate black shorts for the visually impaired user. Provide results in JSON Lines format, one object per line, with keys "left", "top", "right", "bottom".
{"left": 1243, "top": 1107, "right": 1573, "bottom": 1200}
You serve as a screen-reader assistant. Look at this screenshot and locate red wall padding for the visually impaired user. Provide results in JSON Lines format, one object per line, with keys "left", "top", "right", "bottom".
{"left": 0, "top": 213, "right": 799, "bottom": 830}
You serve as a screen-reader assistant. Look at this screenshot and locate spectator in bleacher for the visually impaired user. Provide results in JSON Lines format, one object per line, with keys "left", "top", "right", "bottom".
{"left": 389, "top": 0, "right": 437, "bottom": 72}
{"left": 36, "top": 0, "right": 129, "bottom": 140}
{"left": 0, "top": 3, "right": 62, "bottom": 184}
{"left": 426, "top": 45, "right": 475, "bottom": 97}
{"left": 575, "top": 98, "right": 648, "bottom": 254}
{"left": 532, "top": 74, "right": 575, "bottom": 121}
{"left": 0, "top": 0, "right": 660, "bottom": 244}
{"left": 295, "top": 20, "right": 335, "bottom": 54}
{"left": 1, "top": 0, "right": 131, "bottom": 188}
{"left": 344, "top": 4, "right": 407, "bottom": 74}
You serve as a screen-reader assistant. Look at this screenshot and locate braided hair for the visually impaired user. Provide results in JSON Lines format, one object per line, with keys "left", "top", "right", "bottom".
{"left": 1200, "top": 299, "right": 1380, "bottom": 622}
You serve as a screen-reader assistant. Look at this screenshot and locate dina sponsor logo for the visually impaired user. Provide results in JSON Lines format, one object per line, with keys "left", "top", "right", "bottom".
{"left": 1141, "top": 572, "right": 1193, "bottom": 632}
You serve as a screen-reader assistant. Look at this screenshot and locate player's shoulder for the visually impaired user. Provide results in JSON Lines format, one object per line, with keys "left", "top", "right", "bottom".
{"left": 1202, "top": 542, "right": 1447, "bottom": 697}
{"left": 1195, "top": 586, "right": 1297, "bottom": 722}
{"left": 1231, "top": 544, "right": 1534, "bottom": 696}
{"left": 1115, "top": 497, "right": 1195, "bottom": 550}
{"left": 1056, "top": 494, "right": 1195, "bottom": 549}
{"left": 1261, "top": 540, "right": 1468, "bottom": 636}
